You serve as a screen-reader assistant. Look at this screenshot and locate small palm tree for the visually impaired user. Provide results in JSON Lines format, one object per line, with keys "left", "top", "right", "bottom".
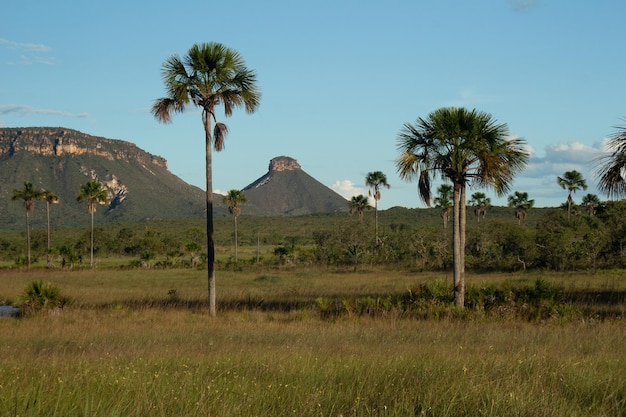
{"left": 40, "top": 189, "right": 59, "bottom": 251}
{"left": 396, "top": 107, "right": 528, "bottom": 307}
{"left": 365, "top": 171, "right": 390, "bottom": 243}
{"left": 581, "top": 193, "right": 601, "bottom": 216}
{"left": 507, "top": 191, "right": 534, "bottom": 224}
{"left": 153, "top": 42, "right": 260, "bottom": 317}
{"left": 349, "top": 195, "right": 372, "bottom": 220}
{"left": 223, "top": 189, "right": 247, "bottom": 261}
{"left": 595, "top": 121, "right": 626, "bottom": 198}
{"left": 433, "top": 184, "right": 453, "bottom": 229}
{"left": 468, "top": 192, "right": 491, "bottom": 223}
{"left": 77, "top": 181, "right": 108, "bottom": 267}
{"left": 12, "top": 181, "right": 43, "bottom": 268}
{"left": 557, "top": 170, "right": 587, "bottom": 221}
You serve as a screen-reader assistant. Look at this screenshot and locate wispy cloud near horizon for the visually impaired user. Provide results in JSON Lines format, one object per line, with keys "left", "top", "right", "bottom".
{"left": 0, "top": 105, "right": 89, "bottom": 118}
{"left": 0, "top": 38, "right": 51, "bottom": 52}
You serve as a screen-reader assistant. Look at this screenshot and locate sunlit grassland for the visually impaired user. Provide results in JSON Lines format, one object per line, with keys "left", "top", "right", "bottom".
{"left": 0, "top": 268, "right": 624, "bottom": 416}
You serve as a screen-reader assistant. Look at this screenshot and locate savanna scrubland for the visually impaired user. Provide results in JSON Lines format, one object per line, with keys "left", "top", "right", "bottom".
{"left": 1, "top": 207, "right": 625, "bottom": 416}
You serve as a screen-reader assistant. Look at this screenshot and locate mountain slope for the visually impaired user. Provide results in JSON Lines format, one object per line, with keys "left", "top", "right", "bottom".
{"left": 0, "top": 127, "right": 229, "bottom": 230}
{"left": 242, "top": 156, "right": 348, "bottom": 215}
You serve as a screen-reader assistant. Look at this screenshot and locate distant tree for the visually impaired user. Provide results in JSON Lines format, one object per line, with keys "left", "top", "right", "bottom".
{"left": 152, "top": 42, "right": 260, "bottom": 318}
{"left": 581, "top": 193, "right": 601, "bottom": 217}
{"left": 557, "top": 170, "right": 587, "bottom": 221}
{"left": 40, "top": 189, "right": 59, "bottom": 253}
{"left": 507, "top": 191, "right": 535, "bottom": 224}
{"left": 595, "top": 121, "right": 626, "bottom": 199}
{"left": 223, "top": 189, "right": 247, "bottom": 261}
{"left": 365, "top": 171, "right": 390, "bottom": 243}
{"left": 77, "top": 181, "right": 108, "bottom": 267}
{"left": 349, "top": 194, "right": 372, "bottom": 220}
{"left": 11, "top": 181, "right": 43, "bottom": 268}
{"left": 396, "top": 107, "right": 528, "bottom": 307}
{"left": 433, "top": 184, "right": 453, "bottom": 229}
{"left": 468, "top": 192, "right": 491, "bottom": 223}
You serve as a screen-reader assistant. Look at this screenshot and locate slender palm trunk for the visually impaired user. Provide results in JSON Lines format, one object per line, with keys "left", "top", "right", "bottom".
{"left": 234, "top": 215, "right": 238, "bottom": 261}
{"left": 25, "top": 211, "right": 31, "bottom": 268}
{"left": 46, "top": 202, "right": 51, "bottom": 250}
{"left": 452, "top": 185, "right": 461, "bottom": 305}
{"left": 204, "top": 114, "right": 216, "bottom": 317}
{"left": 90, "top": 211, "right": 94, "bottom": 267}
{"left": 458, "top": 185, "right": 466, "bottom": 308}
{"left": 374, "top": 199, "right": 379, "bottom": 243}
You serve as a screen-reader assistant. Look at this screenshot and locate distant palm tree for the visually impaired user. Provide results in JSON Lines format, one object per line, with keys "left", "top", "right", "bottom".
{"left": 507, "top": 191, "right": 534, "bottom": 224}
{"left": 12, "top": 181, "right": 43, "bottom": 268}
{"left": 468, "top": 192, "right": 491, "bottom": 223}
{"left": 152, "top": 42, "right": 260, "bottom": 318}
{"left": 223, "top": 189, "right": 247, "bottom": 261}
{"left": 581, "top": 193, "right": 601, "bottom": 216}
{"left": 40, "top": 189, "right": 59, "bottom": 250}
{"left": 41, "top": 189, "right": 60, "bottom": 267}
{"left": 349, "top": 195, "right": 372, "bottom": 220}
{"left": 396, "top": 107, "right": 528, "bottom": 307}
{"left": 77, "top": 181, "right": 108, "bottom": 267}
{"left": 365, "top": 171, "right": 390, "bottom": 243}
{"left": 595, "top": 121, "right": 626, "bottom": 198}
{"left": 557, "top": 170, "right": 587, "bottom": 221}
{"left": 433, "top": 184, "right": 453, "bottom": 229}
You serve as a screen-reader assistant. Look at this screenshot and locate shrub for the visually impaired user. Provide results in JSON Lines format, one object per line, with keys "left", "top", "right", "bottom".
{"left": 20, "top": 280, "right": 71, "bottom": 316}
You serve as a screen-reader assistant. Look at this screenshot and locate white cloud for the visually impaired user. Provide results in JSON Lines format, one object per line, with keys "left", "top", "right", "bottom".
{"left": 0, "top": 38, "right": 51, "bottom": 52}
{"left": 0, "top": 105, "right": 89, "bottom": 118}
{"left": 213, "top": 189, "right": 227, "bottom": 196}
{"left": 331, "top": 179, "right": 369, "bottom": 201}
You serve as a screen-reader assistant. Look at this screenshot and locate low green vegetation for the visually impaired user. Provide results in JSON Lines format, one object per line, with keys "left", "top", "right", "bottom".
{"left": 0, "top": 268, "right": 624, "bottom": 416}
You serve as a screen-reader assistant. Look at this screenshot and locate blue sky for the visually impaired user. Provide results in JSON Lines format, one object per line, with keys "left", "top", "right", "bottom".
{"left": 1, "top": 0, "right": 625, "bottom": 209}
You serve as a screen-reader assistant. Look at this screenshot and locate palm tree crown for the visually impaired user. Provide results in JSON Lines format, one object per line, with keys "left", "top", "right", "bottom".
{"left": 152, "top": 42, "right": 260, "bottom": 317}
{"left": 595, "top": 122, "right": 626, "bottom": 198}
{"left": 396, "top": 107, "right": 529, "bottom": 307}
{"left": 508, "top": 191, "right": 534, "bottom": 223}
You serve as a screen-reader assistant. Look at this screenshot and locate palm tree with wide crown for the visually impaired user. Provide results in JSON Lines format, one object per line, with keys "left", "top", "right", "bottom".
{"left": 223, "top": 189, "right": 247, "bottom": 261}
{"left": 396, "top": 107, "right": 528, "bottom": 307}
{"left": 152, "top": 42, "right": 260, "bottom": 317}
{"left": 595, "top": 121, "right": 626, "bottom": 199}
{"left": 507, "top": 191, "right": 534, "bottom": 224}
{"left": 77, "top": 181, "right": 108, "bottom": 268}
{"left": 468, "top": 192, "right": 491, "bottom": 223}
{"left": 365, "top": 171, "right": 390, "bottom": 243}
{"left": 349, "top": 194, "right": 372, "bottom": 220}
{"left": 12, "top": 181, "right": 43, "bottom": 268}
{"left": 557, "top": 170, "right": 587, "bottom": 221}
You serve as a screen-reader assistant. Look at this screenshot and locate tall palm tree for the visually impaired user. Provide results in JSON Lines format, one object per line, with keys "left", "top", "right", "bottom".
{"left": 12, "top": 181, "right": 43, "bottom": 268}
{"left": 396, "top": 107, "right": 528, "bottom": 307}
{"left": 349, "top": 195, "right": 372, "bottom": 220}
{"left": 152, "top": 42, "right": 260, "bottom": 317}
{"left": 507, "top": 191, "right": 534, "bottom": 224}
{"left": 468, "top": 192, "right": 491, "bottom": 223}
{"left": 223, "top": 189, "right": 247, "bottom": 261}
{"left": 557, "top": 170, "right": 587, "bottom": 221}
{"left": 595, "top": 121, "right": 626, "bottom": 198}
{"left": 77, "top": 181, "right": 108, "bottom": 267}
{"left": 581, "top": 193, "right": 601, "bottom": 216}
{"left": 433, "top": 184, "right": 453, "bottom": 229}
{"left": 365, "top": 171, "right": 390, "bottom": 242}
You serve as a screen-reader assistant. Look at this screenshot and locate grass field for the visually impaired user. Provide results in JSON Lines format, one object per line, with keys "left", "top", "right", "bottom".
{"left": 0, "top": 267, "right": 624, "bottom": 416}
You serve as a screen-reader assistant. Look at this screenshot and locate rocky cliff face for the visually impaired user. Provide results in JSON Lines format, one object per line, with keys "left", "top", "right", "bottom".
{"left": 269, "top": 156, "right": 301, "bottom": 172}
{"left": 0, "top": 127, "right": 167, "bottom": 168}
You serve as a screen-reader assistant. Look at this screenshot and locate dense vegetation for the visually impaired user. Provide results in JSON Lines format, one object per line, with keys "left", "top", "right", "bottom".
{"left": 2, "top": 201, "right": 626, "bottom": 272}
